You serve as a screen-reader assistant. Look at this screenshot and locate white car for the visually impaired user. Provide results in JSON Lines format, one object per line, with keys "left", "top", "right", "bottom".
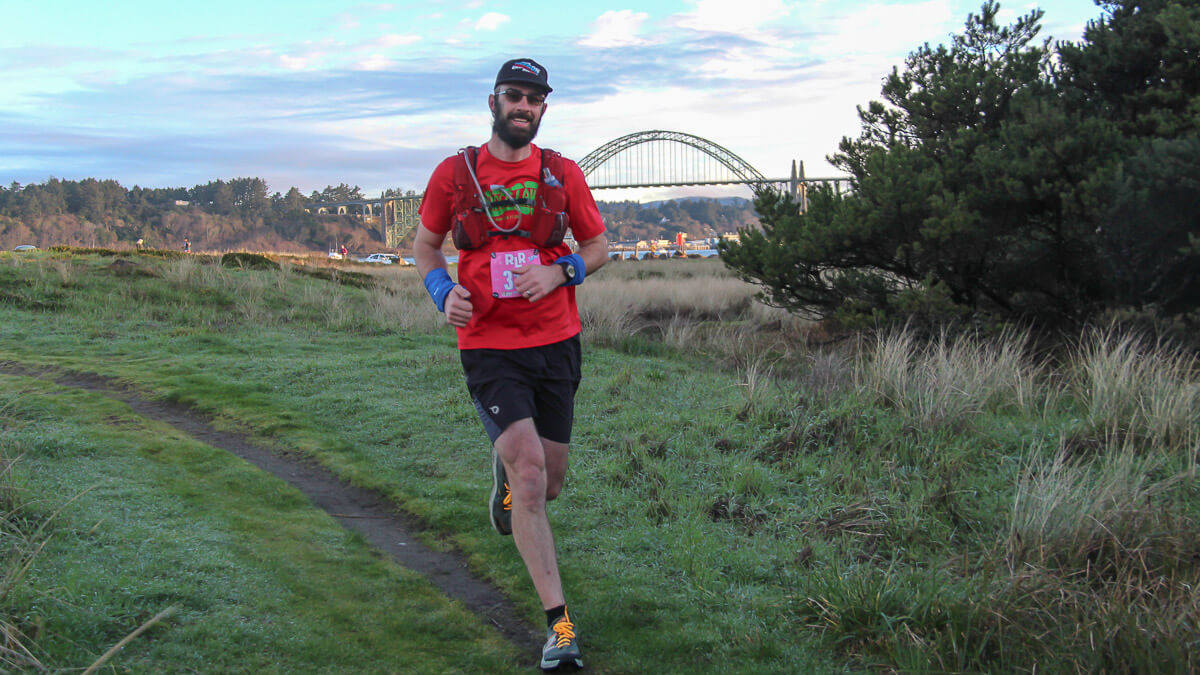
{"left": 358, "top": 253, "right": 398, "bottom": 264}
{"left": 12, "top": 245, "right": 37, "bottom": 252}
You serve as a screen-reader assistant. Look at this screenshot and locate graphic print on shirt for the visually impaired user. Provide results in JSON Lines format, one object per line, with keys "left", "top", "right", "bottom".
{"left": 485, "top": 181, "right": 538, "bottom": 229}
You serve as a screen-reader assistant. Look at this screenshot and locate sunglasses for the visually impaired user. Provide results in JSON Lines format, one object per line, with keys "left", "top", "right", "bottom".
{"left": 495, "top": 88, "right": 547, "bottom": 106}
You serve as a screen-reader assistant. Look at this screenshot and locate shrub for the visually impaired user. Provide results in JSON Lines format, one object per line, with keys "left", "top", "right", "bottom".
{"left": 220, "top": 252, "right": 279, "bottom": 270}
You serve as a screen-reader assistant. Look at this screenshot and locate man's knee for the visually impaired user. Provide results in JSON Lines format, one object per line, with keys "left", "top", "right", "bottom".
{"left": 509, "top": 462, "right": 549, "bottom": 514}
{"left": 496, "top": 419, "right": 540, "bottom": 457}
{"left": 542, "top": 439, "right": 569, "bottom": 502}
{"left": 497, "top": 423, "right": 544, "bottom": 490}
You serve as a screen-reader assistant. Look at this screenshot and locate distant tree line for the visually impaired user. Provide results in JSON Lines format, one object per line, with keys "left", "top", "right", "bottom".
{"left": 1, "top": 172, "right": 758, "bottom": 252}
{"left": 597, "top": 198, "right": 758, "bottom": 242}
{"left": 721, "top": 0, "right": 1200, "bottom": 331}
{"left": 0, "top": 178, "right": 411, "bottom": 252}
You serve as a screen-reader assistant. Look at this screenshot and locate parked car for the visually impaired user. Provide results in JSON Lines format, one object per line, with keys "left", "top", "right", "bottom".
{"left": 12, "top": 245, "right": 37, "bottom": 252}
{"left": 327, "top": 249, "right": 344, "bottom": 260}
{"left": 358, "top": 253, "right": 398, "bottom": 265}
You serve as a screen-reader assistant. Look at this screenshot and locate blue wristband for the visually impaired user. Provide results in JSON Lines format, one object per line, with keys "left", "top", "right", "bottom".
{"left": 422, "top": 268, "right": 457, "bottom": 312}
{"left": 554, "top": 254, "right": 586, "bottom": 287}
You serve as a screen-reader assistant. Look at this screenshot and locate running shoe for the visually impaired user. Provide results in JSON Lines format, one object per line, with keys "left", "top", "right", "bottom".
{"left": 490, "top": 449, "right": 512, "bottom": 535}
{"left": 540, "top": 612, "right": 583, "bottom": 671}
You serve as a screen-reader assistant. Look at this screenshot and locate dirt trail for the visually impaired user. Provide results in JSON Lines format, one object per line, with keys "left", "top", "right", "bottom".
{"left": 0, "top": 363, "right": 542, "bottom": 653}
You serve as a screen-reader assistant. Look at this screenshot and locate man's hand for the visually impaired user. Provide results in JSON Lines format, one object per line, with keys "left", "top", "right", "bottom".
{"left": 512, "top": 264, "right": 565, "bottom": 302}
{"left": 444, "top": 285, "right": 474, "bottom": 326}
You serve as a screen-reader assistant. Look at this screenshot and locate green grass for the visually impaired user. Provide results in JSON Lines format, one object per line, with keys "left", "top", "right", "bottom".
{"left": 0, "top": 376, "right": 516, "bottom": 672}
{"left": 0, "top": 248, "right": 1197, "bottom": 673}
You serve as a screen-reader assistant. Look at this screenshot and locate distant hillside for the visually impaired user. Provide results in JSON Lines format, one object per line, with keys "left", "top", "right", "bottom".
{"left": 595, "top": 197, "right": 758, "bottom": 242}
{"left": 1, "top": 177, "right": 758, "bottom": 253}
{"left": 0, "top": 178, "right": 395, "bottom": 254}
{"left": 642, "top": 196, "right": 753, "bottom": 208}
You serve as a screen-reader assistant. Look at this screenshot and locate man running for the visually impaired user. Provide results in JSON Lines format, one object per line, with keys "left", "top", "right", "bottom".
{"left": 414, "top": 58, "right": 608, "bottom": 671}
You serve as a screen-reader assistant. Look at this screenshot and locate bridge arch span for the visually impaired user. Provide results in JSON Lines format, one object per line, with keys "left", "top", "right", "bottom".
{"left": 578, "top": 130, "right": 768, "bottom": 189}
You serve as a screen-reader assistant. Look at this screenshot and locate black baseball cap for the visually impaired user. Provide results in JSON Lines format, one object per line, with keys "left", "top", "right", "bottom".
{"left": 495, "top": 58, "right": 552, "bottom": 94}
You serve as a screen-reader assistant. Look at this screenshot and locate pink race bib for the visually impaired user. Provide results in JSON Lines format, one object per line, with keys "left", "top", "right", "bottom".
{"left": 490, "top": 248, "right": 539, "bottom": 298}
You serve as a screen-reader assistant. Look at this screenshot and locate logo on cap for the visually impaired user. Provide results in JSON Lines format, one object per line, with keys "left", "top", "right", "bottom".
{"left": 511, "top": 61, "right": 540, "bottom": 76}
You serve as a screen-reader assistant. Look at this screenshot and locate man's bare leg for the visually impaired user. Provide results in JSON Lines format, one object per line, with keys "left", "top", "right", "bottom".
{"left": 494, "top": 418, "right": 569, "bottom": 609}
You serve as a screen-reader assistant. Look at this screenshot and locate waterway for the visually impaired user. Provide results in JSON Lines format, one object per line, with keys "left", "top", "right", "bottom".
{"left": 613, "top": 248, "right": 720, "bottom": 259}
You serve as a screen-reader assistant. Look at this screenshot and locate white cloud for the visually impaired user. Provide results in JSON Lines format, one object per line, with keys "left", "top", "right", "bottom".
{"left": 693, "top": 43, "right": 801, "bottom": 82}
{"left": 815, "top": 0, "right": 956, "bottom": 59}
{"left": 278, "top": 53, "right": 314, "bottom": 70}
{"left": 356, "top": 54, "right": 394, "bottom": 71}
{"left": 581, "top": 10, "right": 650, "bottom": 48}
{"left": 676, "top": 0, "right": 790, "bottom": 34}
{"left": 375, "top": 33, "right": 421, "bottom": 48}
{"left": 475, "top": 12, "right": 510, "bottom": 31}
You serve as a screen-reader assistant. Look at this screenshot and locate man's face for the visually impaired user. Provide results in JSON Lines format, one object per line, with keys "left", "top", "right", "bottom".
{"left": 490, "top": 84, "right": 547, "bottom": 149}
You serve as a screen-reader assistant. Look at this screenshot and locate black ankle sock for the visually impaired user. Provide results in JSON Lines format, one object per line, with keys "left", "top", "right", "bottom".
{"left": 545, "top": 605, "right": 567, "bottom": 627}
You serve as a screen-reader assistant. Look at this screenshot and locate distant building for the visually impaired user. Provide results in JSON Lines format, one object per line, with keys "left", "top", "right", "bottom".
{"left": 174, "top": 200, "right": 190, "bottom": 206}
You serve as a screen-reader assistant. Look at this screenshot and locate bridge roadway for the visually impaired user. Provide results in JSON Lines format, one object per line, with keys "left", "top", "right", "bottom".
{"left": 305, "top": 130, "right": 850, "bottom": 248}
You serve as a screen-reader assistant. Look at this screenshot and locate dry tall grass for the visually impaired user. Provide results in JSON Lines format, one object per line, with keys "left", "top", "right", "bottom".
{"left": 366, "top": 274, "right": 446, "bottom": 333}
{"left": 1008, "top": 443, "right": 1191, "bottom": 571}
{"left": 578, "top": 258, "right": 815, "bottom": 358}
{"left": 854, "top": 327, "right": 1043, "bottom": 429}
{"left": 1072, "top": 328, "right": 1199, "bottom": 454}
{"left": 161, "top": 254, "right": 213, "bottom": 286}
{"left": 1004, "top": 437, "right": 1200, "bottom": 669}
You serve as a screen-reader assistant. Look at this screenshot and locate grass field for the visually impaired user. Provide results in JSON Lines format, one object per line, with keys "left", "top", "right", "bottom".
{"left": 1, "top": 248, "right": 1197, "bottom": 673}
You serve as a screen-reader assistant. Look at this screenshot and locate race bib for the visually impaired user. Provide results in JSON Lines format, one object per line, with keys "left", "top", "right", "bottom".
{"left": 490, "top": 248, "right": 540, "bottom": 298}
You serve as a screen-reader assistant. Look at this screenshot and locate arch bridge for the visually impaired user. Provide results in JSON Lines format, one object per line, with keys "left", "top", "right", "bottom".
{"left": 577, "top": 130, "right": 846, "bottom": 196}
{"left": 305, "top": 196, "right": 421, "bottom": 250}
{"left": 307, "top": 130, "right": 848, "bottom": 247}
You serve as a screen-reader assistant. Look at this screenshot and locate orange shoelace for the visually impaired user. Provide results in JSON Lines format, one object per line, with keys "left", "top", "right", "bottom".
{"left": 502, "top": 483, "right": 512, "bottom": 512}
{"left": 551, "top": 616, "right": 575, "bottom": 648}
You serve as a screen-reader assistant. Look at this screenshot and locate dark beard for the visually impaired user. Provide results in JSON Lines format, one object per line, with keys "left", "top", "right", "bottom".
{"left": 492, "top": 112, "right": 540, "bottom": 149}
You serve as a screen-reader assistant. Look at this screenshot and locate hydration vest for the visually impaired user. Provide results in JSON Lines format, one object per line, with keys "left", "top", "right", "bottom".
{"left": 450, "top": 146, "right": 569, "bottom": 250}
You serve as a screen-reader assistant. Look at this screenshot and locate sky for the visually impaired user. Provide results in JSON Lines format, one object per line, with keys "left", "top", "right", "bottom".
{"left": 1, "top": 0, "right": 1104, "bottom": 202}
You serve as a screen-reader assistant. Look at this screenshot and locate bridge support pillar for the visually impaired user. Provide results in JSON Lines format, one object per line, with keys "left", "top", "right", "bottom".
{"left": 381, "top": 193, "right": 390, "bottom": 243}
{"left": 791, "top": 160, "right": 809, "bottom": 213}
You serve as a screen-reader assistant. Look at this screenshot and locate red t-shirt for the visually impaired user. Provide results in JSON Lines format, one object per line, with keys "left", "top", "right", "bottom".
{"left": 419, "top": 144, "right": 606, "bottom": 350}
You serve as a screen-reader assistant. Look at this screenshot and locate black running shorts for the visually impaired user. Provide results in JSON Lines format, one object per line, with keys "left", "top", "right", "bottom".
{"left": 460, "top": 334, "right": 582, "bottom": 444}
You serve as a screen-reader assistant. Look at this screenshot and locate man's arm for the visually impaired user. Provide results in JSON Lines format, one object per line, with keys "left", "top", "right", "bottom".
{"left": 511, "top": 233, "right": 609, "bottom": 301}
{"left": 413, "top": 224, "right": 449, "bottom": 278}
{"left": 414, "top": 224, "right": 473, "bottom": 327}
{"left": 574, "top": 233, "right": 609, "bottom": 279}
